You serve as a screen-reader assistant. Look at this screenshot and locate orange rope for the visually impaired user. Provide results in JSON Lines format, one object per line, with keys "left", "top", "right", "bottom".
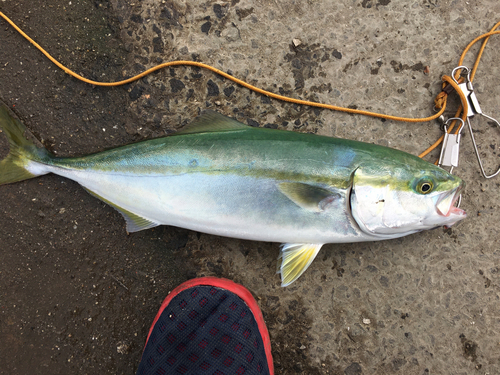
{"left": 0, "top": 11, "right": 498, "bottom": 161}
{"left": 0, "top": 11, "right": 446, "bottom": 123}
{"left": 462, "top": 21, "right": 500, "bottom": 81}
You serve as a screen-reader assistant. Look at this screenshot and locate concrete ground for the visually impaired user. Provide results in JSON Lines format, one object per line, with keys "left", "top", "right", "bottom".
{"left": 1, "top": 0, "right": 499, "bottom": 374}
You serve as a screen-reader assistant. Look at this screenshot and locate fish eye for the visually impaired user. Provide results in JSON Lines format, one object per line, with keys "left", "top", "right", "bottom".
{"left": 416, "top": 179, "right": 434, "bottom": 194}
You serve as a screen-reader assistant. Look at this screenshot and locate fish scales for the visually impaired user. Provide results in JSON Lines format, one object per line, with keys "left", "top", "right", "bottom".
{"left": 37, "top": 128, "right": 362, "bottom": 243}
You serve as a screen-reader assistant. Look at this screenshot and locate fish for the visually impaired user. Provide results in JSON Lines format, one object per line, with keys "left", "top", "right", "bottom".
{"left": 0, "top": 105, "right": 466, "bottom": 286}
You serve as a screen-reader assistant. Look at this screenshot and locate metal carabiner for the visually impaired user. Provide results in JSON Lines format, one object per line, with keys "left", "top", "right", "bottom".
{"left": 465, "top": 117, "right": 500, "bottom": 178}
{"left": 451, "top": 66, "right": 500, "bottom": 178}
{"left": 451, "top": 66, "right": 472, "bottom": 86}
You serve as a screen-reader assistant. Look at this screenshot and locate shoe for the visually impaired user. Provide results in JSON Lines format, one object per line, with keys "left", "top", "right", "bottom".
{"left": 136, "top": 277, "right": 274, "bottom": 375}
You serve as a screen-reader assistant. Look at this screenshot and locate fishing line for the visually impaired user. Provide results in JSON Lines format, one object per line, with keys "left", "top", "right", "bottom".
{"left": 0, "top": 11, "right": 498, "bottom": 163}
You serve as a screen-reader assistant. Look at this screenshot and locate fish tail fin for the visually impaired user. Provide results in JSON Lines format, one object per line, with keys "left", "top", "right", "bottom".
{"left": 0, "top": 105, "right": 49, "bottom": 185}
{"left": 277, "top": 243, "right": 324, "bottom": 287}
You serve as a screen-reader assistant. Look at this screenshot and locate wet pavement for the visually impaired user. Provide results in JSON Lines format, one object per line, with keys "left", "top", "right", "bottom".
{"left": 1, "top": 0, "right": 500, "bottom": 374}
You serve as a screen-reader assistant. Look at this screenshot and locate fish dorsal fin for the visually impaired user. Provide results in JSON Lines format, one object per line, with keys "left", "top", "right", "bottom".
{"left": 176, "top": 110, "right": 249, "bottom": 135}
{"left": 278, "top": 243, "right": 324, "bottom": 286}
{"left": 278, "top": 182, "right": 341, "bottom": 212}
{"left": 84, "top": 188, "right": 160, "bottom": 233}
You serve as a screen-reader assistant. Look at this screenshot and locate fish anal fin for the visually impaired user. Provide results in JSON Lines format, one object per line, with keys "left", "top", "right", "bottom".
{"left": 278, "top": 243, "right": 324, "bottom": 287}
{"left": 176, "top": 110, "right": 248, "bottom": 135}
{"left": 83, "top": 188, "right": 160, "bottom": 233}
{"left": 278, "top": 182, "right": 340, "bottom": 212}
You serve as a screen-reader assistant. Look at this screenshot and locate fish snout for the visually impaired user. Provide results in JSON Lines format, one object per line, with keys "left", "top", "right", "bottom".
{"left": 436, "top": 185, "right": 466, "bottom": 220}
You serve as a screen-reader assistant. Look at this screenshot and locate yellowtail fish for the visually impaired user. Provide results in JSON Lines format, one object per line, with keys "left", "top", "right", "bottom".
{"left": 0, "top": 106, "right": 466, "bottom": 286}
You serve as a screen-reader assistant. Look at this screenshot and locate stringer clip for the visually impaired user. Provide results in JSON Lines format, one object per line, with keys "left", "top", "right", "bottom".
{"left": 452, "top": 66, "right": 500, "bottom": 178}
{"left": 438, "top": 117, "right": 464, "bottom": 174}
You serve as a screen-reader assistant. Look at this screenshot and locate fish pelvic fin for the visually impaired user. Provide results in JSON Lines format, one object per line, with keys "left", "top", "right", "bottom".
{"left": 278, "top": 243, "right": 324, "bottom": 287}
{"left": 0, "top": 105, "right": 49, "bottom": 185}
{"left": 83, "top": 188, "right": 161, "bottom": 233}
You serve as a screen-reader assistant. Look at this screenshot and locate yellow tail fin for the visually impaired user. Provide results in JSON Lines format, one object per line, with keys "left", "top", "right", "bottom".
{"left": 0, "top": 105, "right": 48, "bottom": 185}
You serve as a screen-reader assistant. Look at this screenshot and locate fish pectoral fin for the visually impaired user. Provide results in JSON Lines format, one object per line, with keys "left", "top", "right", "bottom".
{"left": 83, "top": 188, "right": 161, "bottom": 233}
{"left": 278, "top": 243, "right": 324, "bottom": 287}
{"left": 176, "top": 110, "right": 248, "bottom": 135}
{"left": 278, "top": 182, "right": 340, "bottom": 212}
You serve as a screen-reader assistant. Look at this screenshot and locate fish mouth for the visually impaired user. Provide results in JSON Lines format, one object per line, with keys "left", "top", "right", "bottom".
{"left": 436, "top": 185, "right": 466, "bottom": 219}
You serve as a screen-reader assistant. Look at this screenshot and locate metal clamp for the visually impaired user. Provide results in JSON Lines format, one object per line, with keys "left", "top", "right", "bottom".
{"left": 452, "top": 66, "right": 500, "bottom": 178}
{"left": 438, "top": 118, "right": 464, "bottom": 173}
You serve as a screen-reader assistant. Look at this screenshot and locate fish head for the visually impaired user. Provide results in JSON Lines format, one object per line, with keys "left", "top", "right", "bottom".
{"left": 350, "top": 159, "right": 466, "bottom": 239}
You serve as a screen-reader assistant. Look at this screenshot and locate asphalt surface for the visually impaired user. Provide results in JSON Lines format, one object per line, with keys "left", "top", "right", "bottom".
{"left": 1, "top": 0, "right": 500, "bottom": 374}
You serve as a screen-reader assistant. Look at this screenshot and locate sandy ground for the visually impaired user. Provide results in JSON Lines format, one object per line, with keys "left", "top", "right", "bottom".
{"left": 1, "top": 0, "right": 500, "bottom": 374}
